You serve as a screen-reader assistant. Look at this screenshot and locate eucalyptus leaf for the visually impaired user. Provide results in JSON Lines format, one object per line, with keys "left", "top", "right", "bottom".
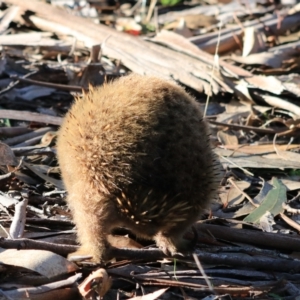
{"left": 244, "top": 178, "right": 286, "bottom": 224}
{"left": 160, "top": 0, "right": 183, "bottom": 6}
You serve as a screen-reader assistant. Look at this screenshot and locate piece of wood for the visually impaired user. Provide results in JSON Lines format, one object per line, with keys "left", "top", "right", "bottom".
{"left": 0, "top": 109, "right": 62, "bottom": 125}
{"left": 190, "top": 11, "right": 300, "bottom": 54}
{"left": 196, "top": 223, "right": 300, "bottom": 251}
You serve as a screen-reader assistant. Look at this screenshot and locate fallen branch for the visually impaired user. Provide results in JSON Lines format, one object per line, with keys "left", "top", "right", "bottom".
{"left": 4, "top": 0, "right": 224, "bottom": 94}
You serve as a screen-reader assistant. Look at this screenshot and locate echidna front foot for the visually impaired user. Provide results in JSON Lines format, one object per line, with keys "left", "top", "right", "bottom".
{"left": 154, "top": 231, "right": 193, "bottom": 256}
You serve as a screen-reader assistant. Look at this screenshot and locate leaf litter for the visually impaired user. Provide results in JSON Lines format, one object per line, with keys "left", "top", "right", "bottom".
{"left": 0, "top": 0, "right": 299, "bottom": 299}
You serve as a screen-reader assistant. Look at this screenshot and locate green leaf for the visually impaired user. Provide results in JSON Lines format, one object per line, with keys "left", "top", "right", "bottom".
{"left": 243, "top": 178, "right": 286, "bottom": 224}
{"left": 0, "top": 105, "right": 11, "bottom": 128}
{"left": 160, "top": 0, "right": 183, "bottom": 6}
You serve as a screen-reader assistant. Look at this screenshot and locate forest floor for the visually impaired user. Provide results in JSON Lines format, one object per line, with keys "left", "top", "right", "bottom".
{"left": 0, "top": 0, "right": 300, "bottom": 299}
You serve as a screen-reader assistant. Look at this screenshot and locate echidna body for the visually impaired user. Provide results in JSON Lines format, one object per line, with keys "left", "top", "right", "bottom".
{"left": 57, "top": 74, "right": 220, "bottom": 262}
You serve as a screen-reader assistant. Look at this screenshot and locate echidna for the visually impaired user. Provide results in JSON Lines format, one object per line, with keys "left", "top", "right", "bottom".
{"left": 57, "top": 74, "right": 220, "bottom": 262}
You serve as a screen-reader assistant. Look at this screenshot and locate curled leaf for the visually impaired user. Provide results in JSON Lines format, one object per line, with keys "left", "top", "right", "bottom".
{"left": 78, "top": 268, "right": 112, "bottom": 299}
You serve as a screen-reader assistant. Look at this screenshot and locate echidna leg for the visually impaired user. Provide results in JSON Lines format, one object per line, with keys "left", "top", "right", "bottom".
{"left": 154, "top": 226, "right": 193, "bottom": 256}
{"left": 67, "top": 192, "right": 113, "bottom": 263}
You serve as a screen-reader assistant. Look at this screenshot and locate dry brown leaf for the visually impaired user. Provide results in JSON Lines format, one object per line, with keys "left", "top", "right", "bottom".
{"left": 78, "top": 268, "right": 112, "bottom": 299}
{"left": 40, "top": 131, "right": 57, "bottom": 146}
{"left": 261, "top": 95, "right": 300, "bottom": 117}
{"left": 149, "top": 30, "right": 223, "bottom": 95}
{"left": 164, "top": 14, "right": 217, "bottom": 30}
{"left": 217, "top": 131, "right": 239, "bottom": 146}
{"left": 0, "top": 248, "right": 78, "bottom": 278}
{"left": 219, "top": 180, "right": 250, "bottom": 208}
{"left": 2, "top": 273, "right": 81, "bottom": 300}
{"left": 242, "top": 27, "right": 266, "bottom": 56}
{"left": 0, "top": 142, "right": 19, "bottom": 166}
{"left": 263, "top": 150, "right": 300, "bottom": 163}
{"left": 128, "top": 288, "right": 169, "bottom": 300}
{"left": 216, "top": 148, "right": 300, "bottom": 169}
{"left": 183, "top": 14, "right": 218, "bottom": 29}
{"left": 245, "top": 76, "right": 285, "bottom": 95}
{"left": 0, "top": 5, "right": 20, "bottom": 34}
{"left": 23, "top": 162, "right": 64, "bottom": 189}
{"left": 215, "top": 179, "right": 273, "bottom": 219}
{"left": 224, "top": 102, "right": 269, "bottom": 114}
{"left": 280, "top": 74, "right": 300, "bottom": 97}
{"left": 107, "top": 234, "right": 143, "bottom": 249}
{"left": 281, "top": 178, "right": 300, "bottom": 191}
{"left": 174, "top": 18, "right": 193, "bottom": 38}
{"left": 216, "top": 110, "right": 250, "bottom": 124}
{"left": 224, "top": 144, "right": 300, "bottom": 155}
{"left": 232, "top": 49, "right": 296, "bottom": 68}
